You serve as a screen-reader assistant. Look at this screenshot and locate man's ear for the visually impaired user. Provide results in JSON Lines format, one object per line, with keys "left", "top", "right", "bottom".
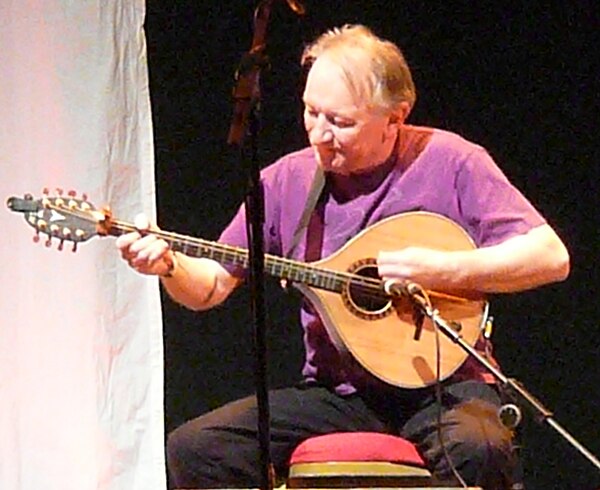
{"left": 384, "top": 102, "right": 411, "bottom": 140}
{"left": 389, "top": 101, "right": 411, "bottom": 125}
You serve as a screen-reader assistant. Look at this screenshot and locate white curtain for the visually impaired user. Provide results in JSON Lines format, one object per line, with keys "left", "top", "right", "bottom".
{"left": 0, "top": 1, "right": 166, "bottom": 489}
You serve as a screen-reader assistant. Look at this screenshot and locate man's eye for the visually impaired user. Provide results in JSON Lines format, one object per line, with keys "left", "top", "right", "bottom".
{"left": 332, "top": 118, "right": 354, "bottom": 128}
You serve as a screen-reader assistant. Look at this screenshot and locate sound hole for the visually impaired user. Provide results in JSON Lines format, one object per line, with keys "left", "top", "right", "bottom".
{"left": 347, "top": 264, "right": 390, "bottom": 314}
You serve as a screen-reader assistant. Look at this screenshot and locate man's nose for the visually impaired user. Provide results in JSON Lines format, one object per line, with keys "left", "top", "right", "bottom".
{"left": 309, "top": 114, "right": 333, "bottom": 145}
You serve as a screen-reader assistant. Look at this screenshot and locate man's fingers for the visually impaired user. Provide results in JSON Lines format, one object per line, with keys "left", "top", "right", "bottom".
{"left": 115, "top": 213, "right": 171, "bottom": 276}
{"left": 148, "top": 241, "right": 171, "bottom": 263}
{"left": 132, "top": 238, "right": 169, "bottom": 264}
{"left": 134, "top": 213, "right": 151, "bottom": 231}
{"left": 116, "top": 230, "right": 142, "bottom": 251}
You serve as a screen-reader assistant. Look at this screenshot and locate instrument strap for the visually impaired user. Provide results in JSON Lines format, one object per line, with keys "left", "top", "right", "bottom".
{"left": 286, "top": 166, "right": 325, "bottom": 260}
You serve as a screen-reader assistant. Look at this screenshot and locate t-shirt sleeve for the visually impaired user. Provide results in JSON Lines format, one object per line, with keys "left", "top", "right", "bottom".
{"left": 456, "top": 147, "right": 546, "bottom": 247}
{"left": 217, "top": 165, "right": 284, "bottom": 277}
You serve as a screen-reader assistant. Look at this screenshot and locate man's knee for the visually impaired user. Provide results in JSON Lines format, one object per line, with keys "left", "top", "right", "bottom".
{"left": 426, "top": 399, "right": 519, "bottom": 489}
{"left": 166, "top": 423, "right": 203, "bottom": 481}
{"left": 166, "top": 424, "right": 192, "bottom": 466}
{"left": 444, "top": 399, "right": 513, "bottom": 452}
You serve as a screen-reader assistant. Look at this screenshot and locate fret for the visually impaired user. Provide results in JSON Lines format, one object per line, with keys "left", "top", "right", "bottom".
{"left": 324, "top": 272, "right": 334, "bottom": 291}
{"left": 269, "top": 259, "right": 283, "bottom": 277}
{"left": 312, "top": 270, "right": 324, "bottom": 288}
{"left": 295, "top": 267, "right": 308, "bottom": 283}
{"left": 276, "top": 262, "right": 293, "bottom": 281}
{"left": 202, "top": 245, "right": 211, "bottom": 259}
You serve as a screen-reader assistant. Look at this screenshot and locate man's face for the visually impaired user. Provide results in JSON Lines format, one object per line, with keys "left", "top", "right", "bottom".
{"left": 303, "top": 56, "right": 395, "bottom": 175}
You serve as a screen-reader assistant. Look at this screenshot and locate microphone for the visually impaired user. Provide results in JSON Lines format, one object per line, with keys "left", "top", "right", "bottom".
{"left": 284, "top": 0, "right": 305, "bottom": 15}
{"left": 498, "top": 403, "right": 522, "bottom": 429}
{"left": 383, "top": 279, "right": 421, "bottom": 297}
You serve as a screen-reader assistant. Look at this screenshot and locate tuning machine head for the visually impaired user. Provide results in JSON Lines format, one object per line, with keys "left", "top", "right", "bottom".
{"left": 10, "top": 189, "right": 99, "bottom": 251}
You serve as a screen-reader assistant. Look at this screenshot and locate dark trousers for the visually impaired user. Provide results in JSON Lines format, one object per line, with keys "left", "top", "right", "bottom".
{"left": 167, "top": 380, "right": 521, "bottom": 489}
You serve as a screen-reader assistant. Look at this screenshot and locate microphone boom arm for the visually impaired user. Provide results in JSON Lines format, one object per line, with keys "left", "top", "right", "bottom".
{"left": 403, "top": 283, "right": 600, "bottom": 473}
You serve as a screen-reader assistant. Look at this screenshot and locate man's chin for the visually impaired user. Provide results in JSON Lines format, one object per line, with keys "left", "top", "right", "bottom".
{"left": 318, "top": 158, "right": 351, "bottom": 175}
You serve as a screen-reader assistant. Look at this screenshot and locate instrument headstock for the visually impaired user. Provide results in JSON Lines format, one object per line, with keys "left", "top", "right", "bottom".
{"left": 6, "top": 189, "right": 111, "bottom": 251}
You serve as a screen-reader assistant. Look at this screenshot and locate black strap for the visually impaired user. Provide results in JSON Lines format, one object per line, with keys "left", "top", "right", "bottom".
{"left": 286, "top": 166, "right": 325, "bottom": 259}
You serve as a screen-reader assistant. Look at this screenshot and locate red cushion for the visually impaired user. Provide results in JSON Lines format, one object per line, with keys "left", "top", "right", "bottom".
{"left": 290, "top": 432, "right": 425, "bottom": 467}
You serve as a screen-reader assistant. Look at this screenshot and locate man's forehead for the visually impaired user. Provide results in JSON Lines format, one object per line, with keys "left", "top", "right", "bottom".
{"left": 302, "top": 92, "right": 369, "bottom": 120}
{"left": 303, "top": 58, "right": 372, "bottom": 115}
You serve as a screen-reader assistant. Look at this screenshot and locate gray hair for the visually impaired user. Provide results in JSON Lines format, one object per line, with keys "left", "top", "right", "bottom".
{"left": 302, "top": 25, "right": 417, "bottom": 113}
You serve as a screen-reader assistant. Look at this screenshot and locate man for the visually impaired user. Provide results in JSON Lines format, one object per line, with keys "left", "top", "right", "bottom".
{"left": 117, "top": 25, "right": 570, "bottom": 489}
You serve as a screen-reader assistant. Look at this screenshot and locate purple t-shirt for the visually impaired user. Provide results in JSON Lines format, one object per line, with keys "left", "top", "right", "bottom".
{"left": 219, "top": 125, "right": 545, "bottom": 394}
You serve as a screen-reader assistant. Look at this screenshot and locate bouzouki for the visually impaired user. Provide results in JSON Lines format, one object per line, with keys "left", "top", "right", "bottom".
{"left": 7, "top": 192, "right": 488, "bottom": 389}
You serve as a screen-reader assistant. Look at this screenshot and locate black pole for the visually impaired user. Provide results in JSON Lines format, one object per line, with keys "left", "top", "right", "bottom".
{"left": 228, "top": 39, "right": 272, "bottom": 490}
{"left": 227, "top": 3, "right": 305, "bottom": 489}
{"left": 244, "top": 103, "right": 272, "bottom": 490}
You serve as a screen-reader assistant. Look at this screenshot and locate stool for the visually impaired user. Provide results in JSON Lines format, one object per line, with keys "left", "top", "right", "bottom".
{"left": 287, "top": 432, "right": 432, "bottom": 488}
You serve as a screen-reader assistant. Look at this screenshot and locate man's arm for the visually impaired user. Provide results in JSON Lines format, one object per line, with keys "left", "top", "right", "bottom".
{"left": 116, "top": 214, "right": 241, "bottom": 311}
{"left": 377, "top": 223, "right": 570, "bottom": 293}
{"left": 160, "top": 253, "right": 240, "bottom": 311}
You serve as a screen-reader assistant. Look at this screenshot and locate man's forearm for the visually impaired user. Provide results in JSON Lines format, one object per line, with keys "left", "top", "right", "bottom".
{"left": 450, "top": 224, "right": 570, "bottom": 293}
{"left": 161, "top": 253, "right": 240, "bottom": 311}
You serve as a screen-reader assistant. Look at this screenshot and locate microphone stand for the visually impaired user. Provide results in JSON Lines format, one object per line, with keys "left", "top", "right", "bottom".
{"left": 227, "top": 2, "right": 304, "bottom": 489}
{"left": 388, "top": 282, "right": 600, "bottom": 473}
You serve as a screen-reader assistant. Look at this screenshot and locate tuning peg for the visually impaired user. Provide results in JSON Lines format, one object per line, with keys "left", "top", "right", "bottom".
{"left": 56, "top": 188, "right": 63, "bottom": 196}
{"left": 42, "top": 187, "right": 49, "bottom": 196}
{"left": 45, "top": 236, "right": 53, "bottom": 247}
{"left": 72, "top": 242, "right": 78, "bottom": 253}
{"left": 33, "top": 231, "right": 40, "bottom": 243}
{"left": 82, "top": 193, "right": 88, "bottom": 201}
{"left": 57, "top": 240, "right": 64, "bottom": 251}
{"left": 24, "top": 193, "right": 33, "bottom": 200}
{"left": 68, "top": 190, "right": 76, "bottom": 197}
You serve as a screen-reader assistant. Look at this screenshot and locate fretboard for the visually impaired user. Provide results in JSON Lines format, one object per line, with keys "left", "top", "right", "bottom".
{"left": 110, "top": 220, "right": 351, "bottom": 293}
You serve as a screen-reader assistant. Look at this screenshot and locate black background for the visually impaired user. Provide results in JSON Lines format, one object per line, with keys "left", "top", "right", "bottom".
{"left": 145, "top": 2, "right": 599, "bottom": 488}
